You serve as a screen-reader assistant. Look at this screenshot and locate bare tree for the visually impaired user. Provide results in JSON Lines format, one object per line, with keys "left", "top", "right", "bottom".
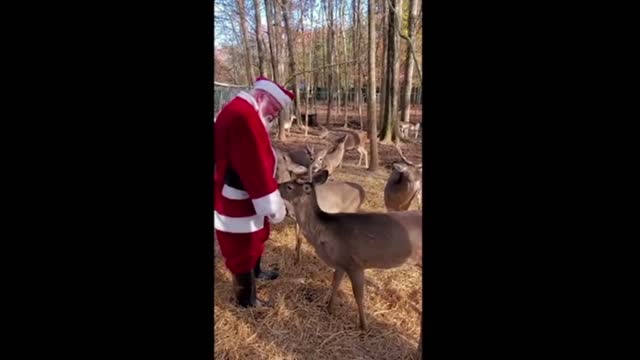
{"left": 368, "top": 0, "right": 379, "bottom": 171}
{"left": 252, "top": 0, "right": 266, "bottom": 76}
{"left": 325, "top": 0, "right": 335, "bottom": 126}
{"left": 378, "top": 0, "right": 389, "bottom": 131}
{"left": 237, "top": 0, "right": 255, "bottom": 84}
{"left": 399, "top": 0, "right": 419, "bottom": 125}
{"left": 279, "top": 0, "right": 302, "bottom": 129}
{"left": 264, "top": 0, "right": 278, "bottom": 80}
{"left": 379, "top": 0, "right": 401, "bottom": 143}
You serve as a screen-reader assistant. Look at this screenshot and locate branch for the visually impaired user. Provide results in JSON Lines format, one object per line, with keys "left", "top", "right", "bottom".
{"left": 386, "top": 0, "right": 422, "bottom": 82}
{"left": 214, "top": 81, "right": 251, "bottom": 88}
{"left": 283, "top": 60, "right": 360, "bottom": 87}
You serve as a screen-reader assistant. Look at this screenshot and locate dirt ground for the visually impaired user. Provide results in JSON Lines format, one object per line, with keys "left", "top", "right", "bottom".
{"left": 214, "top": 115, "right": 423, "bottom": 360}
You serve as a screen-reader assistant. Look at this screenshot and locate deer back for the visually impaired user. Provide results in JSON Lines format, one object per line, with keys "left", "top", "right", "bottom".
{"left": 316, "top": 181, "right": 365, "bottom": 213}
{"left": 279, "top": 170, "right": 422, "bottom": 271}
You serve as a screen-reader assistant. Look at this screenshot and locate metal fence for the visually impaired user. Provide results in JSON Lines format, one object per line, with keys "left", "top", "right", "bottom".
{"left": 214, "top": 82, "right": 252, "bottom": 116}
{"left": 213, "top": 82, "right": 422, "bottom": 115}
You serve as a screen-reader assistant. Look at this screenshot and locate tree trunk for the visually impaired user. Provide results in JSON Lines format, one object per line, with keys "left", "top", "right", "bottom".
{"left": 379, "top": 0, "right": 400, "bottom": 143}
{"left": 354, "top": 0, "right": 364, "bottom": 129}
{"left": 325, "top": 0, "right": 335, "bottom": 126}
{"left": 400, "top": 0, "right": 418, "bottom": 125}
{"left": 280, "top": 0, "right": 301, "bottom": 130}
{"left": 341, "top": 0, "right": 349, "bottom": 128}
{"left": 378, "top": 0, "right": 389, "bottom": 131}
{"left": 304, "top": 0, "right": 314, "bottom": 136}
{"left": 368, "top": 0, "right": 379, "bottom": 171}
{"left": 264, "top": 0, "right": 278, "bottom": 81}
{"left": 253, "top": 0, "right": 266, "bottom": 76}
{"left": 237, "top": 0, "right": 254, "bottom": 85}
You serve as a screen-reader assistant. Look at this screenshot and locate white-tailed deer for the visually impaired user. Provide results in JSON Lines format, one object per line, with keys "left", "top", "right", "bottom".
{"left": 400, "top": 121, "right": 421, "bottom": 140}
{"left": 384, "top": 143, "right": 423, "bottom": 211}
{"left": 330, "top": 130, "right": 369, "bottom": 167}
{"left": 321, "top": 135, "right": 348, "bottom": 174}
{"left": 275, "top": 148, "right": 365, "bottom": 264}
{"left": 278, "top": 169, "right": 422, "bottom": 331}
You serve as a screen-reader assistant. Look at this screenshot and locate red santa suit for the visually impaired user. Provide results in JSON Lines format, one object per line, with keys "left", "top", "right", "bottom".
{"left": 214, "top": 79, "right": 293, "bottom": 275}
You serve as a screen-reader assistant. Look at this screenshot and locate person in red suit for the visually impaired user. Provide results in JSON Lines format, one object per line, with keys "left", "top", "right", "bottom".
{"left": 214, "top": 76, "right": 295, "bottom": 307}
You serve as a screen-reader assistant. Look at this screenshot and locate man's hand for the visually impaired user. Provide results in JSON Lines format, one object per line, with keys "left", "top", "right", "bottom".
{"left": 268, "top": 203, "right": 287, "bottom": 224}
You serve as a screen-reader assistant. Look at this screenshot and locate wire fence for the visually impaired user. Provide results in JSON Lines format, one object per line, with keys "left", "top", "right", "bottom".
{"left": 214, "top": 81, "right": 422, "bottom": 116}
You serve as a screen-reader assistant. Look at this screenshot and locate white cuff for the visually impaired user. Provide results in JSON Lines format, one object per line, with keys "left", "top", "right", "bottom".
{"left": 252, "top": 190, "right": 285, "bottom": 217}
{"left": 268, "top": 203, "right": 287, "bottom": 224}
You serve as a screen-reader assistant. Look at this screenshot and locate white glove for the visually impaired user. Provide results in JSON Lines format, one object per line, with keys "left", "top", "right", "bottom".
{"left": 268, "top": 203, "right": 287, "bottom": 224}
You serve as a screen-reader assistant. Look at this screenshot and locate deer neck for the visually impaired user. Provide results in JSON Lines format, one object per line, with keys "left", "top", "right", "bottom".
{"left": 292, "top": 189, "right": 332, "bottom": 246}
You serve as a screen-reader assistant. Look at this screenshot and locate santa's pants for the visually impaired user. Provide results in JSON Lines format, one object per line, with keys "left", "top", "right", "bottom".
{"left": 215, "top": 222, "right": 270, "bottom": 275}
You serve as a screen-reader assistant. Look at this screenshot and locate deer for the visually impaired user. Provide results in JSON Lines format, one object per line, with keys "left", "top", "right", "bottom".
{"left": 384, "top": 143, "right": 423, "bottom": 211}
{"left": 330, "top": 130, "right": 369, "bottom": 168}
{"left": 278, "top": 169, "right": 422, "bottom": 332}
{"left": 400, "top": 121, "right": 421, "bottom": 140}
{"left": 275, "top": 148, "right": 365, "bottom": 264}
{"left": 320, "top": 135, "right": 348, "bottom": 175}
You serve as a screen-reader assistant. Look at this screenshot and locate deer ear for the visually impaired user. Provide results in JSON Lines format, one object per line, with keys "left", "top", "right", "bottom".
{"left": 393, "top": 163, "right": 409, "bottom": 172}
{"left": 312, "top": 170, "right": 329, "bottom": 185}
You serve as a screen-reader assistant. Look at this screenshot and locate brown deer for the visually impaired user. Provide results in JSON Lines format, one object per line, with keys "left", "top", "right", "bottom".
{"left": 275, "top": 148, "right": 365, "bottom": 264}
{"left": 400, "top": 121, "right": 421, "bottom": 140}
{"left": 278, "top": 169, "right": 422, "bottom": 331}
{"left": 330, "top": 130, "right": 369, "bottom": 168}
{"left": 384, "top": 143, "right": 423, "bottom": 211}
{"left": 321, "top": 135, "right": 348, "bottom": 174}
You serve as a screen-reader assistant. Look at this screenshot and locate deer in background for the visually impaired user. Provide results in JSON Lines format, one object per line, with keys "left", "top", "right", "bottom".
{"left": 312, "top": 135, "right": 348, "bottom": 174}
{"left": 384, "top": 143, "right": 423, "bottom": 211}
{"left": 400, "top": 121, "right": 421, "bottom": 140}
{"left": 278, "top": 169, "right": 422, "bottom": 331}
{"left": 330, "top": 130, "right": 369, "bottom": 168}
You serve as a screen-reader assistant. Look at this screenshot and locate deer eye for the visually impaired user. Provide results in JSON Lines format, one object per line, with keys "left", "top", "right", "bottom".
{"left": 286, "top": 184, "right": 294, "bottom": 191}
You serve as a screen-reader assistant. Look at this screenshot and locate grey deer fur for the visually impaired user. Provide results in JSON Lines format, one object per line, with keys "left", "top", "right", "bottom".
{"left": 278, "top": 170, "right": 422, "bottom": 331}
{"left": 275, "top": 147, "right": 365, "bottom": 264}
{"left": 384, "top": 143, "right": 423, "bottom": 211}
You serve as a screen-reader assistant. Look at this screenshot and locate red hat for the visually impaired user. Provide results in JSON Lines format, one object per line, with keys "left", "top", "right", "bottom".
{"left": 253, "top": 76, "right": 295, "bottom": 108}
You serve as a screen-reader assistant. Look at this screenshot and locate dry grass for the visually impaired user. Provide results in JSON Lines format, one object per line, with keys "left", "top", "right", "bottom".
{"left": 214, "top": 129, "right": 422, "bottom": 360}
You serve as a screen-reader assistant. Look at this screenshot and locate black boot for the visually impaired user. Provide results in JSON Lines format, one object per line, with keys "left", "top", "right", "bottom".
{"left": 254, "top": 256, "right": 279, "bottom": 281}
{"left": 232, "top": 272, "right": 257, "bottom": 307}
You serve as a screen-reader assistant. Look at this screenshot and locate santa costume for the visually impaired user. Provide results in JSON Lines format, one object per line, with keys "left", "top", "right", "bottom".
{"left": 214, "top": 76, "right": 295, "bottom": 307}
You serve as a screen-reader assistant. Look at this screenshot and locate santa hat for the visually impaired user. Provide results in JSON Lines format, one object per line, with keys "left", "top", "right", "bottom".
{"left": 253, "top": 76, "right": 295, "bottom": 108}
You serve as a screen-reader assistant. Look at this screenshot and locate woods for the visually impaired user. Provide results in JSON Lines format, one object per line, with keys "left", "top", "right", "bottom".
{"left": 214, "top": 0, "right": 423, "bottom": 169}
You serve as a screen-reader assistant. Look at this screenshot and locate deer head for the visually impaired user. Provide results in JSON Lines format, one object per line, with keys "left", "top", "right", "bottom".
{"left": 278, "top": 169, "right": 330, "bottom": 206}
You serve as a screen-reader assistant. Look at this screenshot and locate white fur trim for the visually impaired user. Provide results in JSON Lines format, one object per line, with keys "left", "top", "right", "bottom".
{"left": 214, "top": 211, "right": 265, "bottom": 233}
{"left": 222, "top": 185, "right": 249, "bottom": 200}
{"left": 236, "top": 92, "right": 269, "bottom": 129}
{"left": 236, "top": 91, "right": 259, "bottom": 111}
{"left": 254, "top": 80, "right": 293, "bottom": 108}
{"left": 252, "top": 189, "right": 285, "bottom": 217}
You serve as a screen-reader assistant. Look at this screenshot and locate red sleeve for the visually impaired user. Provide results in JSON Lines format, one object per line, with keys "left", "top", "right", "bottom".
{"left": 228, "top": 109, "right": 283, "bottom": 217}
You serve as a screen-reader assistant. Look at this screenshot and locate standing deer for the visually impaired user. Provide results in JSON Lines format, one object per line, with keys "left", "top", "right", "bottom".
{"left": 279, "top": 169, "right": 422, "bottom": 331}
{"left": 400, "top": 121, "right": 421, "bottom": 140}
{"left": 331, "top": 130, "right": 369, "bottom": 168}
{"left": 321, "top": 135, "right": 348, "bottom": 174}
{"left": 275, "top": 148, "right": 365, "bottom": 264}
{"left": 384, "top": 144, "right": 423, "bottom": 211}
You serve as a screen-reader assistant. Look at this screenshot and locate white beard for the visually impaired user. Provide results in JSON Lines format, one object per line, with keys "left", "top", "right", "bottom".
{"left": 260, "top": 113, "right": 274, "bottom": 129}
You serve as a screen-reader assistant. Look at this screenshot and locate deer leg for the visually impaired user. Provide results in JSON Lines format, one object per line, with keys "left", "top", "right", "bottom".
{"left": 357, "top": 149, "right": 363, "bottom": 167}
{"left": 363, "top": 149, "right": 369, "bottom": 168}
{"left": 294, "top": 223, "right": 302, "bottom": 265}
{"left": 347, "top": 268, "right": 368, "bottom": 331}
{"left": 327, "top": 268, "right": 345, "bottom": 315}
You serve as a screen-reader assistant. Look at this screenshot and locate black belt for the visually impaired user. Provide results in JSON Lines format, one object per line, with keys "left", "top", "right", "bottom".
{"left": 224, "top": 168, "right": 245, "bottom": 191}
